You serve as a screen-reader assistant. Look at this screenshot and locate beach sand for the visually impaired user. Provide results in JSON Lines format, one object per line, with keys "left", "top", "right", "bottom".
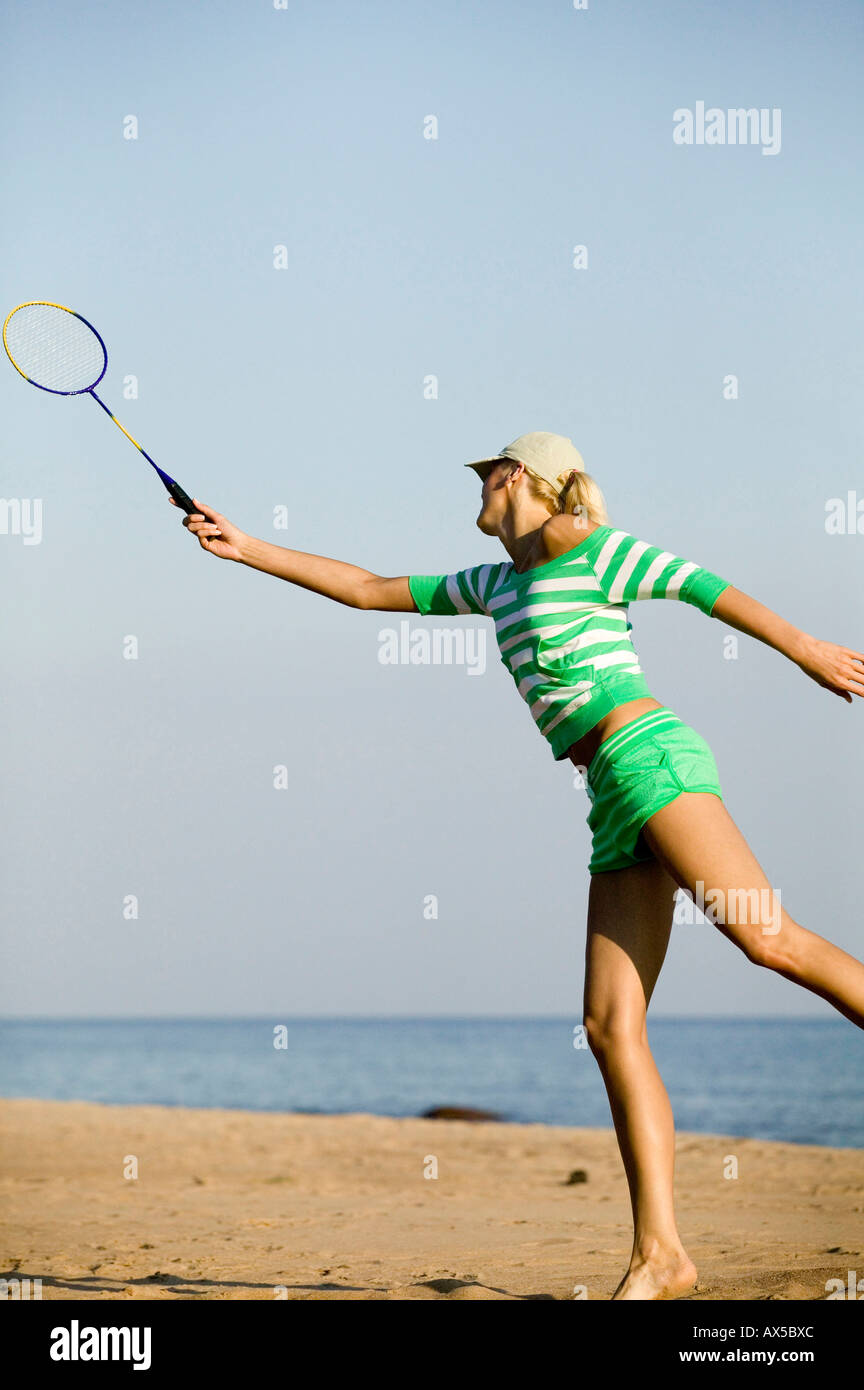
{"left": 1, "top": 1098, "right": 862, "bottom": 1300}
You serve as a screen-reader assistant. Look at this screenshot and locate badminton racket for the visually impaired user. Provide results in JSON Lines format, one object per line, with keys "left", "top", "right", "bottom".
{"left": 3, "top": 300, "right": 200, "bottom": 514}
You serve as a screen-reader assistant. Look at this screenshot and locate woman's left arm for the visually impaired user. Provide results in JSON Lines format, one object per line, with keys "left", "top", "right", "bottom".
{"left": 711, "top": 585, "right": 864, "bottom": 704}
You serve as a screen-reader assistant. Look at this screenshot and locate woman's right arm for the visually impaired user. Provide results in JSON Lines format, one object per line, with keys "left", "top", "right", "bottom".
{"left": 173, "top": 497, "right": 417, "bottom": 611}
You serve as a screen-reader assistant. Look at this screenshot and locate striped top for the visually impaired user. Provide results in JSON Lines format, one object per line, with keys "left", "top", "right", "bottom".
{"left": 408, "top": 523, "right": 730, "bottom": 760}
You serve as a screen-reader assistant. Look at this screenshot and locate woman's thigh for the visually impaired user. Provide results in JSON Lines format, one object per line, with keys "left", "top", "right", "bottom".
{"left": 584, "top": 858, "right": 680, "bottom": 1033}
{"left": 639, "top": 791, "right": 788, "bottom": 965}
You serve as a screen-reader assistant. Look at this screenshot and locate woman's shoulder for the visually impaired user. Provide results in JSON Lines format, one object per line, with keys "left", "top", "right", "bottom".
{"left": 540, "top": 514, "right": 612, "bottom": 563}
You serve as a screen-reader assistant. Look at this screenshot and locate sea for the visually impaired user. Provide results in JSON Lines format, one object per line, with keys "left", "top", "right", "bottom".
{"left": 1, "top": 1017, "right": 862, "bottom": 1148}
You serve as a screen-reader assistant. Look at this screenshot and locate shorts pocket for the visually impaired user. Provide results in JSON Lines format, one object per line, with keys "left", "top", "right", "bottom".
{"left": 652, "top": 733, "right": 718, "bottom": 792}
{"left": 605, "top": 735, "right": 666, "bottom": 774}
{"left": 656, "top": 747, "right": 686, "bottom": 790}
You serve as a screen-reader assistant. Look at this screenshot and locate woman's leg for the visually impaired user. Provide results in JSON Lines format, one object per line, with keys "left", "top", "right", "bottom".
{"left": 640, "top": 793, "right": 864, "bottom": 1028}
{"left": 584, "top": 858, "right": 698, "bottom": 1300}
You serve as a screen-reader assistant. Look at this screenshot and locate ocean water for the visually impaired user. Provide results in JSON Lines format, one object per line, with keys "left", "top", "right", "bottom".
{"left": 1, "top": 1017, "right": 862, "bottom": 1148}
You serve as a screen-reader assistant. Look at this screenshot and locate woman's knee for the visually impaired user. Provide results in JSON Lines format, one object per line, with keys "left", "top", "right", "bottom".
{"left": 719, "top": 910, "right": 803, "bottom": 972}
{"left": 583, "top": 1011, "right": 649, "bottom": 1057}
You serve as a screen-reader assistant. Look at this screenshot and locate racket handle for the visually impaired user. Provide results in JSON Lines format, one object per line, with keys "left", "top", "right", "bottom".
{"left": 165, "top": 480, "right": 201, "bottom": 514}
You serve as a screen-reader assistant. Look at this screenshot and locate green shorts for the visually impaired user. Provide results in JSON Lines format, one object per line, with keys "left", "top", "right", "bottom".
{"left": 584, "top": 707, "right": 723, "bottom": 874}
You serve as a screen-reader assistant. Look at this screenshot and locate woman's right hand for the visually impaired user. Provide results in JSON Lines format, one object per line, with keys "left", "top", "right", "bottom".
{"left": 171, "top": 497, "right": 248, "bottom": 562}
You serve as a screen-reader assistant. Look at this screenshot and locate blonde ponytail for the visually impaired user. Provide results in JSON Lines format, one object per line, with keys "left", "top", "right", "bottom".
{"left": 516, "top": 462, "right": 609, "bottom": 525}
{"left": 558, "top": 469, "right": 608, "bottom": 524}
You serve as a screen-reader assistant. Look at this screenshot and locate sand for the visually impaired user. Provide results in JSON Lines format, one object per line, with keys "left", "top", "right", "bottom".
{"left": 1, "top": 1098, "right": 862, "bottom": 1300}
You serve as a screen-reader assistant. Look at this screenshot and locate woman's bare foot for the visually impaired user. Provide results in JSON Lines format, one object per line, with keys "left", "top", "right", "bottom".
{"left": 611, "top": 1246, "right": 698, "bottom": 1301}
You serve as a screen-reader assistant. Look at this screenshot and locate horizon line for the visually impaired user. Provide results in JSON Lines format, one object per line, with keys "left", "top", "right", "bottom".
{"left": 0, "top": 1013, "right": 842, "bottom": 1024}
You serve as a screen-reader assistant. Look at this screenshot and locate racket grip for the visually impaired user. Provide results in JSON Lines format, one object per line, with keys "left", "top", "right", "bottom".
{"left": 165, "top": 480, "right": 200, "bottom": 514}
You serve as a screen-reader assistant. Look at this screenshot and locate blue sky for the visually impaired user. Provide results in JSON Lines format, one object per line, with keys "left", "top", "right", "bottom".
{"left": 1, "top": 0, "right": 862, "bottom": 1017}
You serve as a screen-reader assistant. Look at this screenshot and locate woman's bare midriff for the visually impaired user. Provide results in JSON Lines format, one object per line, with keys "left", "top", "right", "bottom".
{"left": 565, "top": 697, "right": 666, "bottom": 773}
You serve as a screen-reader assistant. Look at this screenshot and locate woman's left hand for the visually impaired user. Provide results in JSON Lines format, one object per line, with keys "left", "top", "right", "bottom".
{"left": 796, "top": 635, "right": 864, "bottom": 703}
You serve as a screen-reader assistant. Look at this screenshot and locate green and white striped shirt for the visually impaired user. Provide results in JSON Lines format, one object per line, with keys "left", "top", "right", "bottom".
{"left": 408, "top": 524, "right": 730, "bottom": 760}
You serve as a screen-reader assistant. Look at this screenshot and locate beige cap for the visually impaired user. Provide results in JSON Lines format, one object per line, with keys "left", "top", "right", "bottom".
{"left": 465, "top": 431, "right": 585, "bottom": 489}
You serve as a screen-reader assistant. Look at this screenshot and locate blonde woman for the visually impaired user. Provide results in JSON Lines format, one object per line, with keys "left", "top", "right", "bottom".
{"left": 174, "top": 431, "right": 864, "bottom": 1301}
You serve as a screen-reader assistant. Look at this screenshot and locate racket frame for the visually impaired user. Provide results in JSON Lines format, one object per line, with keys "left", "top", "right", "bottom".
{"left": 3, "top": 299, "right": 199, "bottom": 514}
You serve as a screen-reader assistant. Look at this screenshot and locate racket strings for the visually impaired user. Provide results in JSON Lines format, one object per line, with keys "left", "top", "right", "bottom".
{"left": 3, "top": 303, "right": 105, "bottom": 393}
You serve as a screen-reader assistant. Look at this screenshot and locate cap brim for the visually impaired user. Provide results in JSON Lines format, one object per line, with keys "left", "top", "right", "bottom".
{"left": 464, "top": 456, "right": 504, "bottom": 475}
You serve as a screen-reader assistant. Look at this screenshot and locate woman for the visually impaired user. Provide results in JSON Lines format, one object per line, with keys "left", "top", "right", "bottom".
{"left": 173, "top": 430, "right": 864, "bottom": 1301}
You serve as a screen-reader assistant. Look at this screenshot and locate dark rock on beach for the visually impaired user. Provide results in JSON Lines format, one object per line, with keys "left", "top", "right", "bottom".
{"left": 420, "top": 1105, "right": 502, "bottom": 1122}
